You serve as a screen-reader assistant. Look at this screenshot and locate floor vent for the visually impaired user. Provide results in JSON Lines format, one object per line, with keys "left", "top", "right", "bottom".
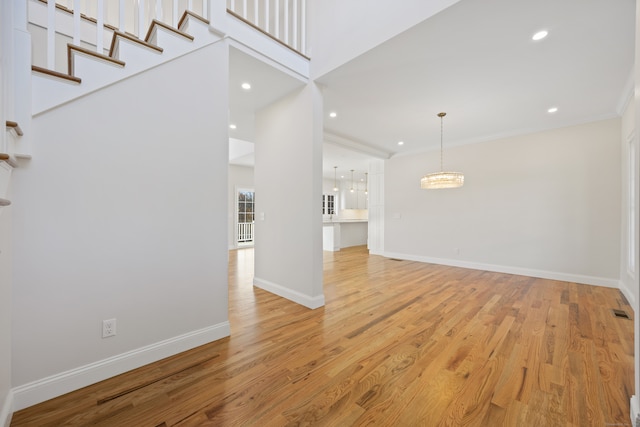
{"left": 389, "top": 258, "right": 404, "bottom": 262}
{"left": 611, "top": 309, "right": 632, "bottom": 320}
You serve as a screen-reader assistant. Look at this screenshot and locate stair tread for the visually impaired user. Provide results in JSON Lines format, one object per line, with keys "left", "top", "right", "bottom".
{"left": 109, "top": 31, "right": 163, "bottom": 58}
{"left": 5, "top": 121, "right": 23, "bottom": 136}
{"left": 68, "top": 44, "right": 125, "bottom": 76}
{"left": 32, "top": 65, "right": 81, "bottom": 84}
{"left": 145, "top": 19, "right": 195, "bottom": 44}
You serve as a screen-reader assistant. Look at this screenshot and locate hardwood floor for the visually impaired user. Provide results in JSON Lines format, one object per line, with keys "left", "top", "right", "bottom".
{"left": 11, "top": 246, "right": 635, "bottom": 426}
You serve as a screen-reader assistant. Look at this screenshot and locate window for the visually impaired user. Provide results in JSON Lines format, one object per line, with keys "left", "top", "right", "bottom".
{"left": 237, "top": 190, "right": 255, "bottom": 244}
{"left": 322, "top": 194, "right": 335, "bottom": 215}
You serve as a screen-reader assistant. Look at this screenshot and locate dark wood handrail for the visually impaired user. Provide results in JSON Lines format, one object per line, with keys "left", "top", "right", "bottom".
{"left": 0, "top": 153, "right": 9, "bottom": 161}
{"left": 32, "top": 65, "right": 82, "bottom": 84}
{"left": 226, "top": 9, "right": 310, "bottom": 60}
{"left": 6, "top": 121, "right": 23, "bottom": 136}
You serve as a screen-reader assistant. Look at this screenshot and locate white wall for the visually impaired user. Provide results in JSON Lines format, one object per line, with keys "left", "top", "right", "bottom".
{"left": 254, "top": 82, "right": 324, "bottom": 309}
{"left": 307, "top": 0, "right": 460, "bottom": 79}
{"left": 620, "top": 98, "right": 638, "bottom": 306}
{"left": 0, "top": 1, "right": 13, "bottom": 424}
{"left": 0, "top": 198, "right": 11, "bottom": 427}
{"left": 11, "top": 42, "right": 230, "bottom": 409}
{"left": 228, "top": 164, "right": 254, "bottom": 249}
{"left": 385, "top": 118, "right": 621, "bottom": 286}
{"left": 631, "top": 2, "right": 640, "bottom": 423}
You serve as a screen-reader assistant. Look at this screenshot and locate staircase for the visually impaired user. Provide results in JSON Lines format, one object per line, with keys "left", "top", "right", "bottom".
{"left": 29, "top": 0, "right": 221, "bottom": 115}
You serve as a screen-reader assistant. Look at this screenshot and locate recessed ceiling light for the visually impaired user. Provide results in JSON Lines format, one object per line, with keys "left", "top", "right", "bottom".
{"left": 329, "top": 112, "right": 337, "bottom": 118}
{"left": 532, "top": 30, "right": 548, "bottom": 41}
{"left": 547, "top": 107, "right": 558, "bottom": 113}
{"left": 229, "top": 124, "right": 237, "bottom": 129}
{"left": 241, "top": 82, "right": 251, "bottom": 90}
{"left": 398, "top": 141, "right": 404, "bottom": 146}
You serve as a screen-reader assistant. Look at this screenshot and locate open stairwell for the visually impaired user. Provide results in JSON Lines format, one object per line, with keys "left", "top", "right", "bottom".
{"left": 30, "top": 1, "right": 222, "bottom": 116}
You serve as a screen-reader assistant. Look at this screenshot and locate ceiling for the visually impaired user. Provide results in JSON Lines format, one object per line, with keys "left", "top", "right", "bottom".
{"left": 229, "top": 0, "right": 635, "bottom": 180}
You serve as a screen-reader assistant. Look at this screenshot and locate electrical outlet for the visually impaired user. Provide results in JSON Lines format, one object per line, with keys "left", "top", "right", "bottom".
{"left": 102, "top": 318, "right": 116, "bottom": 338}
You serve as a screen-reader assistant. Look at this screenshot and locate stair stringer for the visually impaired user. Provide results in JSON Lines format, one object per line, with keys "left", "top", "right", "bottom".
{"left": 32, "top": 13, "right": 221, "bottom": 116}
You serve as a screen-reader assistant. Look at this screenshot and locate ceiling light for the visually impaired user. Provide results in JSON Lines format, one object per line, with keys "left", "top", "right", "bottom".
{"left": 229, "top": 124, "right": 237, "bottom": 129}
{"left": 532, "top": 30, "right": 548, "bottom": 41}
{"left": 421, "top": 112, "right": 464, "bottom": 190}
{"left": 329, "top": 112, "right": 337, "bottom": 118}
{"left": 241, "top": 82, "right": 251, "bottom": 90}
{"left": 547, "top": 107, "right": 558, "bottom": 113}
{"left": 333, "top": 166, "right": 339, "bottom": 192}
{"left": 398, "top": 141, "right": 404, "bottom": 146}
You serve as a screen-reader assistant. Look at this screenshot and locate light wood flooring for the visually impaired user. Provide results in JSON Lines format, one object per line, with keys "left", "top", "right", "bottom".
{"left": 11, "top": 246, "right": 635, "bottom": 426}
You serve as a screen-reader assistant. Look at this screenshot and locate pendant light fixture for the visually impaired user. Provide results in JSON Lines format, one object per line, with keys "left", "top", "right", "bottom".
{"left": 350, "top": 170, "right": 355, "bottom": 193}
{"left": 333, "top": 166, "right": 339, "bottom": 192}
{"left": 421, "top": 112, "right": 464, "bottom": 189}
{"left": 365, "top": 172, "right": 368, "bottom": 195}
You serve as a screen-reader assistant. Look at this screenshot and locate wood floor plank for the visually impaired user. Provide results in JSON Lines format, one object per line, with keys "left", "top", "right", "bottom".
{"left": 11, "top": 246, "right": 635, "bottom": 426}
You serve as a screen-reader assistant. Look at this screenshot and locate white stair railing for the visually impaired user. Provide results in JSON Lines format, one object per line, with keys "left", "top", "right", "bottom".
{"left": 31, "top": 0, "right": 211, "bottom": 72}
{"left": 227, "top": 0, "right": 307, "bottom": 55}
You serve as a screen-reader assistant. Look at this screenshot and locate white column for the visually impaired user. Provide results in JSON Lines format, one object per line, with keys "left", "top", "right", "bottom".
{"left": 292, "top": 0, "right": 297, "bottom": 49}
{"left": 96, "top": 0, "right": 104, "bottom": 54}
{"left": 300, "top": 0, "right": 305, "bottom": 54}
{"left": 283, "top": 0, "right": 289, "bottom": 45}
{"left": 138, "top": 0, "right": 145, "bottom": 38}
{"left": 172, "top": 0, "right": 178, "bottom": 26}
{"left": 73, "top": 0, "right": 81, "bottom": 45}
{"left": 47, "top": 0, "right": 55, "bottom": 69}
{"left": 156, "top": 0, "right": 163, "bottom": 22}
{"left": 119, "top": 0, "right": 126, "bottom": 31}
{"left": 253, "top": 0, "right": 258, "bottom": 26}
{"left": 367, "top": 160, "right": 385, "bottom": 255}
{"left": 274, "top": 0, "right": 279, "bottom": 38}
{"left": 254, "top": 83, "right": 324, "bottom": 309}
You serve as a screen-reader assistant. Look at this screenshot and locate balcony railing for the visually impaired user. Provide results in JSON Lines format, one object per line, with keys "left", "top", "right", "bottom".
{"left": 237, "top": 221, "right": 254, "bottom": 243}
{"left": 226, "top": 0, "right": 306, "bottom": 55}
{"left": 29, "top": 0, "right": 306, "bottom": 72}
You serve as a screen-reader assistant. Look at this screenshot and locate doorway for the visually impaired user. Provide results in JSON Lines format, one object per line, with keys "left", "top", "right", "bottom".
{"left": 237, "top": 189, "right": 255, "bottom": 246}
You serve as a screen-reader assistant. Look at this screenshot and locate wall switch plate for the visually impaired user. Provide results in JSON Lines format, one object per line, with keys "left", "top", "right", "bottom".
{"left": 102, "top": 318, "right": 116, "bottom": 338}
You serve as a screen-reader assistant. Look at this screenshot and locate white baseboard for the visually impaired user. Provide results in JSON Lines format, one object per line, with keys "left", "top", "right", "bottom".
{"left": 382, "top": 251, "right": 620, "bottom": 288}
{"left": 12, "top": 321, "right": 230, "bottom": 411}
{"left": 619, "top": 280, "right": 636, "bottom": 309}
{"left": 631, "top": 395, "right": 640, "bottom": 427}
{"left": 254, "top": 277, "right": 325, "bottom": 309}
{"left": 1, "top": 390, "right": 13, "bottom": 427}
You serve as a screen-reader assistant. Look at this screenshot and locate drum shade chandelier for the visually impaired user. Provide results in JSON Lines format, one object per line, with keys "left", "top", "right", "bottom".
{"left": 420, "top": 112, "right": 464, "bottom": 189}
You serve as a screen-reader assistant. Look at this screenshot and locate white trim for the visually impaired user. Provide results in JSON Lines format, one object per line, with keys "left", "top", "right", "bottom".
{"left": 1, "top": 390, "right": 13, "bottom": 427}
{"left": 254, "top": 277, "right": 325, "bottom": 309}
{"left": 382, "top": 251, "right": 621, "bottom": 289}
{"left": 617, "top": 69, "right": 635, "bottom": 115}
{"left": 324, "top": 132, "right": 392, "bottom": 159}
{"left": 631, "top": 395, "right": 640, "bottom": 427}
{"left": 620, "top": 278, "right": 637, "bottom": 309}
{"left": 11, "top": 322, "right": 230, "bottom": 411}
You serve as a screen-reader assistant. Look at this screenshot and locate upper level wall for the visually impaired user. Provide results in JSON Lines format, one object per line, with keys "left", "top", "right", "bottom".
{"left": 307, "top": 0, "right": 461, "bottom": 79}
